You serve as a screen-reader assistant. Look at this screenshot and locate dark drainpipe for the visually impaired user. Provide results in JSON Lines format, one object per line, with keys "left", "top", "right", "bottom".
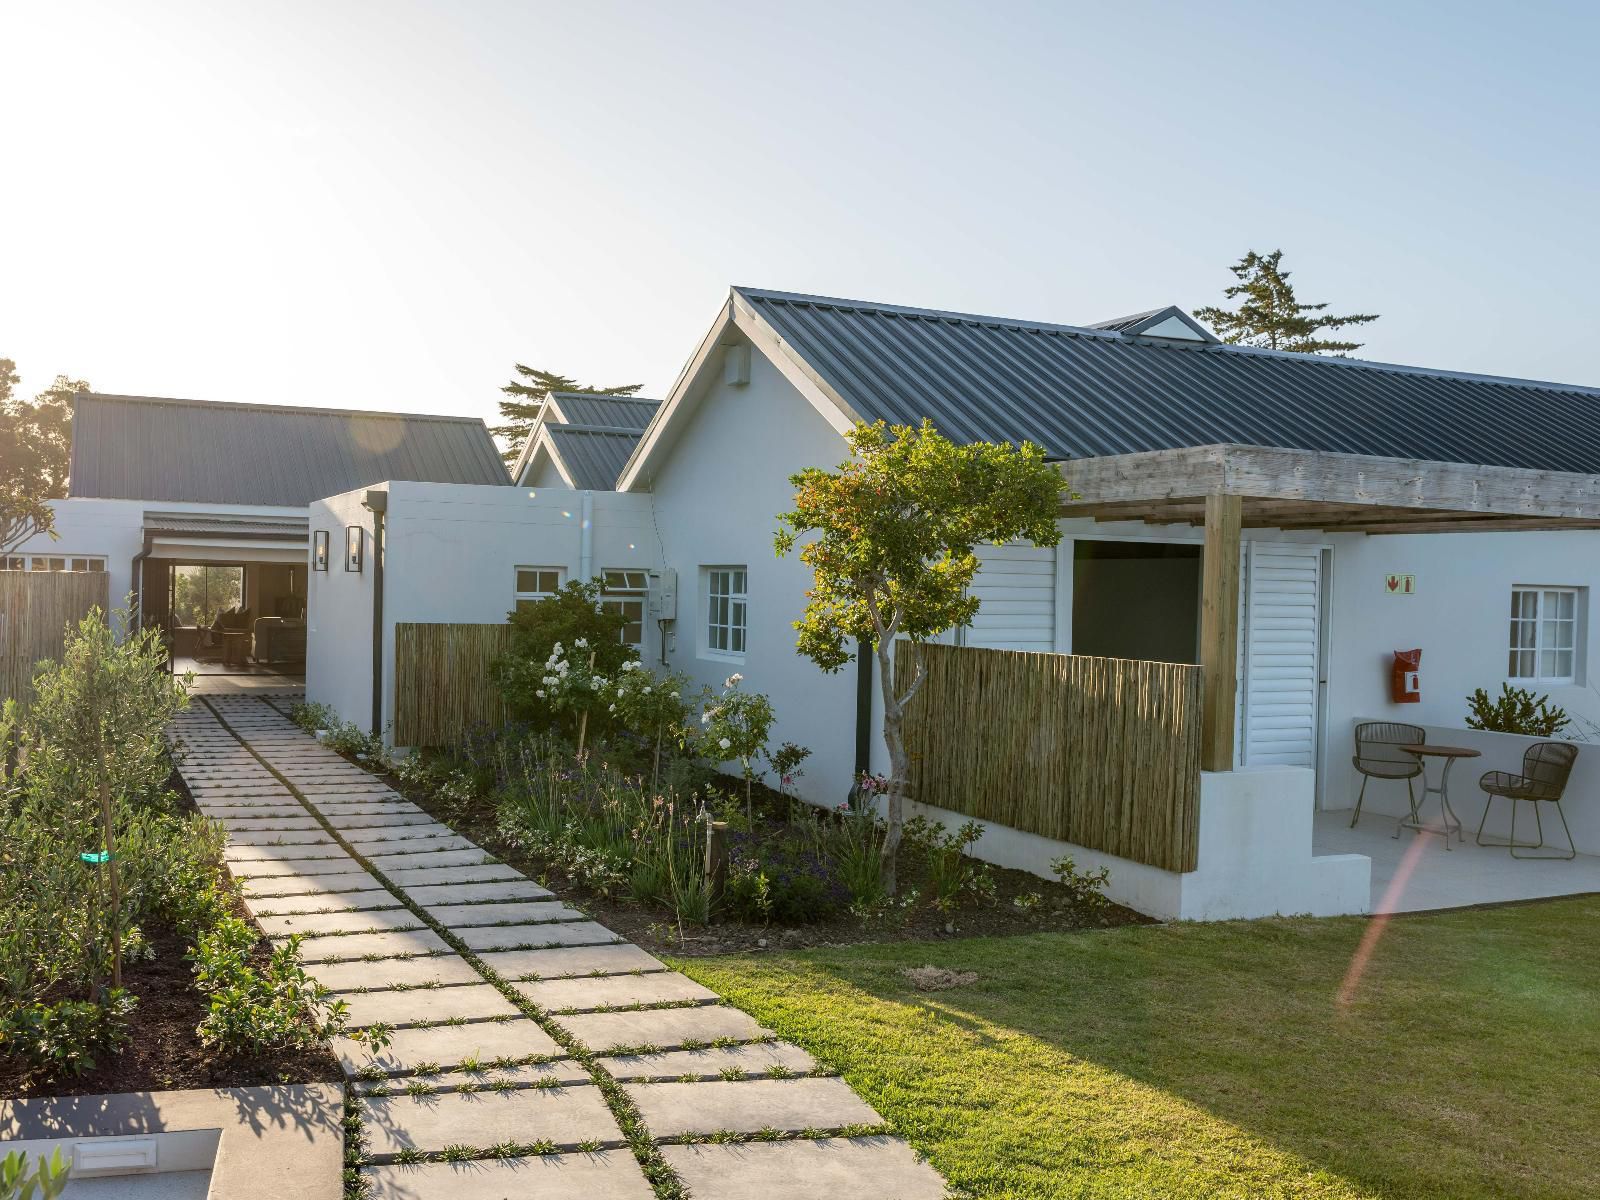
{"left": 851, "top": 638, "right": 873, "bottom": 802}
{"left": 363, "top": 490, "right": 388, "bottom": 736}
{"left": 130, "top": 533, "right": 155, "bottom": 630}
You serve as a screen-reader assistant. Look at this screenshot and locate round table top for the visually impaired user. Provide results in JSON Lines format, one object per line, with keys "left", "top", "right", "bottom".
{"left": 1400, "top": 744, "right": 1481, "bottom": 759}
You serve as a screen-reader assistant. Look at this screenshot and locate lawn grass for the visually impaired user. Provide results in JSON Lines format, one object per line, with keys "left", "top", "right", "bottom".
{"left": 672, "top": 897, "right": 1600, "bottom": 1199}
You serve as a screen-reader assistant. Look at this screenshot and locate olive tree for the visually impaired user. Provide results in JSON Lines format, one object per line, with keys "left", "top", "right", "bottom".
{"left": 774, "top": 420, "right": 1064, "bottom": 890}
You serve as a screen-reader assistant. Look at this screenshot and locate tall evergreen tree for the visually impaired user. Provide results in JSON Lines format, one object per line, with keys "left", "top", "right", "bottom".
{"left": 1194, "top": 250, "right": 1379, "bottom": 355}
{"left": 492, "top": 365, "right": 643, "bottom": 466}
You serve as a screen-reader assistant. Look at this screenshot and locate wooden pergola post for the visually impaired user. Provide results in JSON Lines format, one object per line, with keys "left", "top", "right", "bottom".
{"left": 1200, "top": 492, "right": 1242, "bottom": 772}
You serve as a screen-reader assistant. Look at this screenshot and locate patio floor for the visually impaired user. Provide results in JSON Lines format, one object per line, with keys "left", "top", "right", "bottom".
{"left": 1313, "top": 808, "right": 1600, "bottom": 914}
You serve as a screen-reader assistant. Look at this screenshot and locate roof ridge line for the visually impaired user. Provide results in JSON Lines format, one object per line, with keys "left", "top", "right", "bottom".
{"left": 77, "top": 392, "right": 492, "bottom": 425}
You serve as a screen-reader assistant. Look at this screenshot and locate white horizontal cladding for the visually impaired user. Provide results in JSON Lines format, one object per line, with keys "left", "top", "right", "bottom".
{"left": 1243, "top": 545, "right": 1322, "bottom": 767}
{"left": 963, "top": 542, "right": 1056, "bottom": 652}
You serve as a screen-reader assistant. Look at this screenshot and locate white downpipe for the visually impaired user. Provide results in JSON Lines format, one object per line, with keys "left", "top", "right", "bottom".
{"left": 579, "top": 491, "right": 594, "bottom": 583}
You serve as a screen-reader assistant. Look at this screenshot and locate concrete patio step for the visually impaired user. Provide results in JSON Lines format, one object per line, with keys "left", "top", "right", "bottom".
{"left": 596, "top": 1042, "right": 818, "bottom": 1083}
{"left": 401, "top": 880, "right": 553, "bottom": 906}
{"left": 305, "top": 955, "right": 485, "bottom": 993}
{"left": 332, "top": 1017, "right": 564, "bottom": 1077}
{"left": 476, "top": 944, "right": 666, "bottom": 981}
{"left": 361, "top": 1153, "right": 653, "bottom": 1199}
{"left": 341, "top": 982, "right": 522, "bottom": 1028}
{"left": 358, "top": 1085, "right": 625, "bottom": 1160}
{"left": 515, "top": 972, "right": 718, "bottom": 1014}
{"left": 554, "top": 1005, "right": 770, "bottom": 1053}
{"left": 659, "top": 1138, "right": 945, "bottom": 1200}
{"left": 624, "top": 1077, "right": 882, "bottom": 1137}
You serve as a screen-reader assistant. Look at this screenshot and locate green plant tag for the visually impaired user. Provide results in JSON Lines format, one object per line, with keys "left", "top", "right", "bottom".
{"left": 79, "top": 850, "right": 113, "bottom": 864}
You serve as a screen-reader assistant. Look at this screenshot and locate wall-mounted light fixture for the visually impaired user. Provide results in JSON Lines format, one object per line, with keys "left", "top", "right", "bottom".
{"left": 313, "top": 530, "right": 329, "bottom": 571}
{"left": 345, "top": 526, "right": 363, "bottom": 573}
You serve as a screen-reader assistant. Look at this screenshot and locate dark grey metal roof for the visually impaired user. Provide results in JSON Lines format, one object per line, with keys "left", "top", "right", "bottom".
{"left": 545, "top": 427, "right": 647, "bottom": 490}
{"left": 142, "top": 512, "right": 309, "bottom": 540}
{"left": 547, "top": 393, "right": 659, "bottom": 431}
{"left": 1087, "top": 305, "right": 1218, "bottom": 343}
{"left": 70, "top": 394, "right": 509, "bottom": 505}
{"left": 735, "top": 288, "right": 1600, "bottom": 473}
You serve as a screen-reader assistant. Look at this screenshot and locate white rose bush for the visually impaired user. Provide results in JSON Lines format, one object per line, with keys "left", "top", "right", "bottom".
{"left": 700, "top": 672, "right": 776, "bottom": 822}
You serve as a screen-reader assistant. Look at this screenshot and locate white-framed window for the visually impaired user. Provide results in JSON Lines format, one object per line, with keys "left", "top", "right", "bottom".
{"left": 2, "top": 554, "right": 105, "bottom": 572}
{"left": 513, "top": 566, "right": 565, "bottom": 614}
{"left": 705, "top": 566, "right": 748, "bottom": 658}
{"left": 601, "top": 569, "right": 649, "bottom": 647}
{"left": 1509, "top": 586, "right": 1581, "bottom": 683}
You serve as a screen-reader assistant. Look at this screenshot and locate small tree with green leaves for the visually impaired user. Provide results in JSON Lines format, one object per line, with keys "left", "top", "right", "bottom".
{"left": 775, "top": 420, "right": 1064, "bottom": 891}
{"left": 700, "top": 673, "right": 775, "bottom": 823}
{"left": 1193, "top": 249, "right": 1378, "bottom": 355}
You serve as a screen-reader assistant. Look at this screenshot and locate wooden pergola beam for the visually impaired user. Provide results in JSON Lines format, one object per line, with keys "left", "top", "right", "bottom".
{"left": 1199, "top": 493, "right": 1241, "bottom": 772}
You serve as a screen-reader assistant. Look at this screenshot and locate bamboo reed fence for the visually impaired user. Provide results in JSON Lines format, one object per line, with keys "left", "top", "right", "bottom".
{"left": 0, "top": 570, "right": 111, "bottom": 708}
{"left": 895, "top": 641, "right": 1202, "bottom": 873}
{"left": 393, "top": 621, "right": 512, "bottom": 747}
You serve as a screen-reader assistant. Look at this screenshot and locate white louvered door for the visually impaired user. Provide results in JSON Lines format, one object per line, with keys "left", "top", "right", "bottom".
{"left": 1241, "top": 544, "right": 1323, "bottom": 768}
{"left": 963, "top": 543, "right": 1056, "bottom": 652}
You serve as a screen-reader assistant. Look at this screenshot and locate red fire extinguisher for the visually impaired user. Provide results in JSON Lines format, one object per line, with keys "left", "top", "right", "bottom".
{"left": 1391, "top": 649, "right": 1421, "bottom": 704}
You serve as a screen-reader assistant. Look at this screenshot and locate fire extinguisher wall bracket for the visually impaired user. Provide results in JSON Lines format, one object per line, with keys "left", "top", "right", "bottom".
{"left": 1391, "top": 648, "right": 1421, "bottom": 704}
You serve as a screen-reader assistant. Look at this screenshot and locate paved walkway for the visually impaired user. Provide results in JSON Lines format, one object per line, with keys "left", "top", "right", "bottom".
{"left": 173, "top": 696, "right": 947, "bottom": 1200}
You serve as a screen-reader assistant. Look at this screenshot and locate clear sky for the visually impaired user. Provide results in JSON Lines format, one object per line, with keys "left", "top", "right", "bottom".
{"left": 4, "top": 0, "right": 1598, "bottom": 426}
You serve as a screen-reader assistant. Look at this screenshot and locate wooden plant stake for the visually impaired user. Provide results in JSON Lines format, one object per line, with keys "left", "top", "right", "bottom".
{"left": 575, "top": 650, "right": 597, "bottom": 757}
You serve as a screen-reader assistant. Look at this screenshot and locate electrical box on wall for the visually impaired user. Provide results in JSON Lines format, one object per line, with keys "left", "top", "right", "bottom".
{"left": 648, "top": 568, "right": 678, "bottom": 621}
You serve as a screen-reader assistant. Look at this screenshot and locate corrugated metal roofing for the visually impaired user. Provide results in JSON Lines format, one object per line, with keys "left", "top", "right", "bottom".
{"left": 736, "top": 287, "right": 1600, "bottom": 473}
{"left": 547, "top": 393, "right": 659, "bottom": 431}
{"left": 142, "top": 512, "right": 309, "bottom": 538}
{"left": 70, "top": 394, "right": 509, "bottom": 505}
{"left": 545, "top": 427, "right": 648, "bottom": 490}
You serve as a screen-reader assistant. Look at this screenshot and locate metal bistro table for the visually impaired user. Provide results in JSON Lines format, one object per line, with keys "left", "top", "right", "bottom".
{"left": 1397, "top": 743, "right": 1481, "bottom": 849}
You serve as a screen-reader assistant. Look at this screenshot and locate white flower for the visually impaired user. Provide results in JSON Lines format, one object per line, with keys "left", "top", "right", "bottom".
{"left": 700, "top": 713, "right": 711, "bottom": 726}
{"left": 574, "top": 637, "right": 589, "bottom": 649}
{"left": 621, "top": 660, "right": 638, "bottom": 672}
{"left": 535, "top": 689, "right": 546, "bottom": 699}
{"left": 718, "top": 737, "right": 732, "bottom": 751}
{"left": 608, "top": 703, "right": 617, "bottom": 713}
{"left": 592, "top": 675, "right": 606, "bottom": 689}
{"left": 642, "top": 686, "right": 652, "bottom": 695}
{"left": 617, "top": 686, "right": 626, "bottom": 697}
{"left": 725, "top": 673, "right": 743, "bottom": 688}
{"left": 552, "top": 641, "right": 564, "bottom": 655}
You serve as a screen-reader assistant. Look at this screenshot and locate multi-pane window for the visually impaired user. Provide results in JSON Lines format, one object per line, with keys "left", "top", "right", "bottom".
{"left": 705, "top": 566, "right": 748, "bottom": 657}
{"left": 514, "top": 566, "right": 564, "bottom": 614}
{"left": 2, "top": 555, "right": 105, "bottom": 572}
{"left": 1509, "top": 587, "right": 1579, "bottom": 682}
{"left": 171, "top": 565, "right": 244, "bottom": 627}
{"left": 601, "top": 569, "right": 649, "bottom": 647}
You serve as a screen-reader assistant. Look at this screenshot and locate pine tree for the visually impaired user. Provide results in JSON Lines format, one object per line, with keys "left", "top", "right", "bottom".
{"left": 1194, "top": 250, "right": 1378, "bottom": 355}
{"left": 492, "top": 365, "right": 643, "bottom": 466}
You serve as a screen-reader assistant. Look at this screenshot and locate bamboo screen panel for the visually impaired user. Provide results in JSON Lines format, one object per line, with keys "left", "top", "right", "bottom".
{"left": 0, "top": 571, "right": 111, "bottom": 708}
{"left": 895, "top": 642, "right": 1202, "bottom": 873}
{"left": 394, "top": 622, "right": 511, "bottom": 748}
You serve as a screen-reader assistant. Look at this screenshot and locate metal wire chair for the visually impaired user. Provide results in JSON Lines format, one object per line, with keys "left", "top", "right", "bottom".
{"left": 1475, "top": 741, "right": 1580, "bottom": 859}
{"left": 1351, "top": 722, "right": 1426, "bottom": 828}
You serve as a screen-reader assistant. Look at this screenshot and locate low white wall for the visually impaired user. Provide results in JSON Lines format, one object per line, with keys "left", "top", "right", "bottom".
{"left": 1332, "top": 718, "right": 1599, "bottom": 855}
{"left": 904, "top": 766, "right": 1369, "bottom": 922}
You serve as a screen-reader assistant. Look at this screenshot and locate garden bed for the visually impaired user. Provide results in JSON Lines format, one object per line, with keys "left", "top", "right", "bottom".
{"left": 382, "top": 759, "right": 1148, "bottom": 957}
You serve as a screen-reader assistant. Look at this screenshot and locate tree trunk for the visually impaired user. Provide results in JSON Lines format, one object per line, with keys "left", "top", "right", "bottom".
{"left": 874, "top": 640, "right": 907, "bottom": 895}
{"left": 96, "top": 725, "right": 121, "bottom": 992}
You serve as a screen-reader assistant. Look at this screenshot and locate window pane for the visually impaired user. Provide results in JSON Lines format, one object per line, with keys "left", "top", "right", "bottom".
{"left": 88, "top": 559, "right": 105, "bottom": 572}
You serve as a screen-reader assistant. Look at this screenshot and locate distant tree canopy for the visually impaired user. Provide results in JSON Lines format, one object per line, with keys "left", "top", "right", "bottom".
{"left": 1194, "top": 249, "right": 1379, "bottom": 355}
{"left": 492, "top": 365, "right": 643, "bottom": 467}
{"left": 0, "top": 361, "right": 86, "bottom": 553}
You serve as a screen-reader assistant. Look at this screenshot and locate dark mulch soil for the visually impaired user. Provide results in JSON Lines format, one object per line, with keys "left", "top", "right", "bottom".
{"left": 0, "top": 767, "right": 341, "bottom": 1101}
{"left": 384, "top": 766, "right": 1149, "bottom": 960}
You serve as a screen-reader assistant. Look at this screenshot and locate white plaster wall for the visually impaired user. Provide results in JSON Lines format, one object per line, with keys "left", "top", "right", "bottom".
{"left": 306, "top": 482, "right": 660, "bottom": 738}
{"left": 640, "top": 338, "right": 867, "bottom": 807}
{"left": 1320, "top": 529, "right": 1600, "bottom": 829}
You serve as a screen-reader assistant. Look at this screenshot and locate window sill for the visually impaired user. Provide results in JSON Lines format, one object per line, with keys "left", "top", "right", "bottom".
{"left": 701, "top": 650, "right": 747, "bottom": 664}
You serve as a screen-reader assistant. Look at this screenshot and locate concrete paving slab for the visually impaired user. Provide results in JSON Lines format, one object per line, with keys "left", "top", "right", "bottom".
{"left": 515, "top": 972, "right": 718, "bottom": 1013}
{"left": 229, "top": 855, "right": 363, "bottom": 879}
{"left": 457, "top": 922, "right": 621, "bottom": 953}
{"left": 238, "top": 871, "right": 386, "bottom": 897}
{"left": 361, "top": 1152, "right": 653, "bottom": 1199}
{"left": 225, "top": 842, "right": 350, "bottom": 862}
{"left": 556, "top": 1006, "right": 769, "bottom": 1053}
{"left": 338, "top": 821, "right": 455, "bottom": 843}
{"left": 351, "top": 1058, "right": 591, "bottom": 1095}
{"left": 293, "top": 928, "right": 452, "bottom": 963}
{"left": 341, "top": 983, "right": 522, "bottom": 1028}
{"left": 597, "top": 1042, "right": 818, "bottom": 1082}
{"left": 383, "top": 863, "right": 523, "bottom": 888}
{"left": 224, "top": 828, "right": 333, "bottom": 846}
{"left": 659, "top": 1138, "right": 944, "bottom": 1200}
{"left": 366, "top": 848, "right": 494, "bottom": 871}
{"left": 324, "top": 812, "right": 434, "bottom": 829}
{"left": 306, "top": 955, "right": 485, "bottom": 993}
{"left": 624, "top": 1078, "right": 881, "bottom": 1137}
{"left": 258, "top": 908, "right": 426, "bottom": 939}
{"left": 333, "top": 1018, "right": 563, "bottom": 1076}
{"left": 423, "top": 900, "right": 584, "bottom": 928}
{"left": 359, "top": 836, "right": 479, "bottom": 858}
{"left": 244, "top": 889, "right": 403, "bottom": 918}
{"left": 477, "top": 944, "right": 666, "bottom": 981}
{"left": 358, "top": 1086, "right": 624, "bottom": 1158}
{"left": 311, "top": 801, "right": 427, "bottom": 816}
{"left": 213, "top": 816, "right": 321, "bottom": 830}
{"left": 400, "top": 880, "right": 553, "bottom": 906}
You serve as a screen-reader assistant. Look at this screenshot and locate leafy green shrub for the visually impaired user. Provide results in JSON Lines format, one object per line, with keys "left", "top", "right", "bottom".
{"left": 0, "top": 990, "right": 136, "bottom": 1076}
{"left": 830, "top": 804, "right": 889, "bottom": 915}
{"left": 1050, "top": 854, "right": 1111, "bottom": 911}
{"left": 700, "top": 674, "right": 776, "bottom": 821}
{"left": 912, "top": 818, "right": 994, "bottom": 913}
{"left": 190, "top": 918, "right": 384, "bottom": 1054}
{"left": 725, "top": 839, "right": 840, "bottom": 925}
{"left": 1465, "top": 683, "right": 1571, "bottom": 737}
{"left": 611, "top": 661, "right": 696, "bottom": 784}
{"left": 288, "top": 700, "right": 337, "bottom": 733}
{"left": 493, "top": 580, "right": 634, "bottom": 722}
{"left": 1, "top": 1147, "right": 70, "bottom": 1200}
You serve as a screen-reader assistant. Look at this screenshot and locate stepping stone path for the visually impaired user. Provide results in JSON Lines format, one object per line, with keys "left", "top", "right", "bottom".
{"left": 174, "top": 695, "right": 948, "bottom": 1199}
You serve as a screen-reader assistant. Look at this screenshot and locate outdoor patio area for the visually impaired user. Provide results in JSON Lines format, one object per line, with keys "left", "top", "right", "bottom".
{"left": 1314, "top": 808, "right": 1600, "bottom": 914}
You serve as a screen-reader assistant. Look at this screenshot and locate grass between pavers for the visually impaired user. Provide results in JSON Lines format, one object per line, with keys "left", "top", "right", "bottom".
{"left": 197, "top": 698, "right": 691, "bottom": 1200}
{"left": 672, "top": 900, "right": 1600, "bottom": 1200}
